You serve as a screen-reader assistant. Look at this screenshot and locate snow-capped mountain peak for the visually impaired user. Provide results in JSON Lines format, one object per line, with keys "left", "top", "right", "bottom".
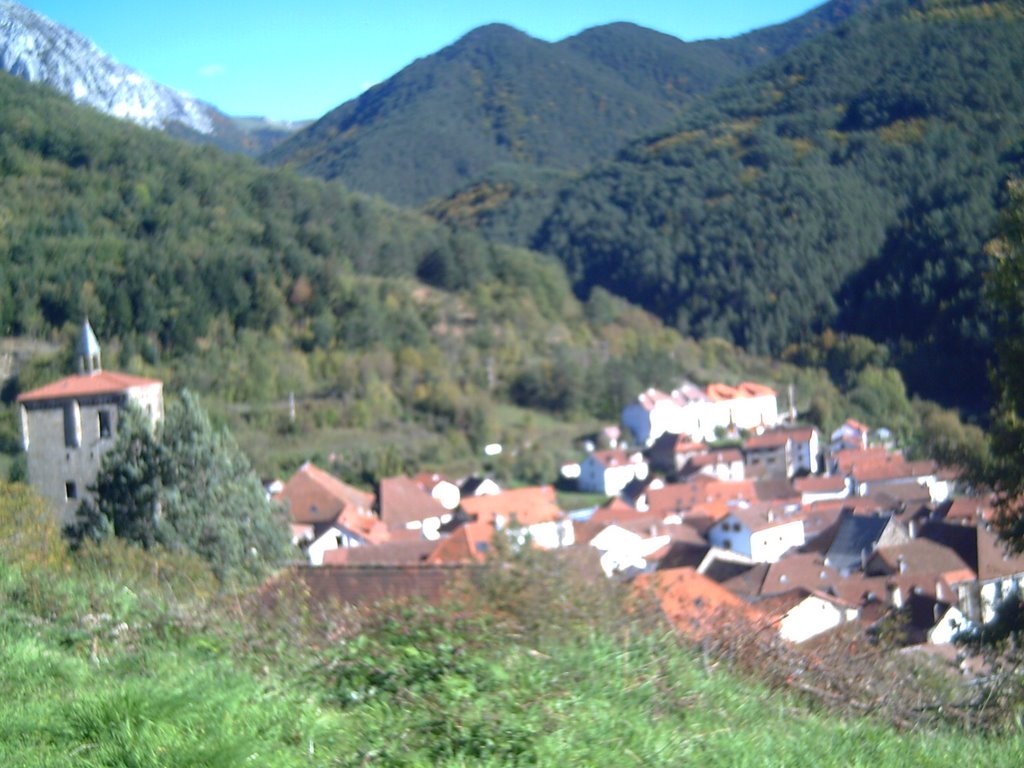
{"left": 0, "top": 1, "right": 215, "bottom": 134}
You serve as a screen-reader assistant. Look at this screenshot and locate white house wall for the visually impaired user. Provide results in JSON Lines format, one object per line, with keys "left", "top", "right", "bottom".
{"left": 751, "top": 520, "right": 806, "bottom": 563}
{"left": 777, "top": 597, "right": 849, "bottom": 643}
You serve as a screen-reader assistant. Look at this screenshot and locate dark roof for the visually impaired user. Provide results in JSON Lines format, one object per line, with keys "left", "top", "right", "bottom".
{"left": 921, "top": 519, "right": 1024, "bottom": 582}
{"left": 919, "top": 521, "right": 980, "bottom": 573}
{"left": 824, "top": 509, "right": 893, "bottom": 573}
{"left": 865, "top": 539, "right": 971, "bottom": 577}
{"left": 719, "top": 562, "right": 770, "bottom": 598}
{"left": 655, "top": 540, "right": 711, "bottom": 571}
{"left": 702, "top": 559, "right": 757, "bottom": 585}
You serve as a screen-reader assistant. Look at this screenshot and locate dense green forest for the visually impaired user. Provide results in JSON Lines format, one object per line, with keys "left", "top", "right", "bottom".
{"left": 265, "top": 1, "right": 873, "bottom": 207}
{"left": 433, "top": 0, "right": 1024, "bottom": 413}
{"left": 0, "top": 24, "right": 991, "bottom": 482}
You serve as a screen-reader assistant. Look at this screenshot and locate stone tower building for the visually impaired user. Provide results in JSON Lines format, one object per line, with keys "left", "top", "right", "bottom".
{"left": 16, "top": 321, "right": 163, "bottom": 525}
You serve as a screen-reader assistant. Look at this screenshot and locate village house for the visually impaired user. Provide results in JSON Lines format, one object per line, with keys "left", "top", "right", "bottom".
{"left": 756, "top": 588, "right": 860, "bottom": 644}
{"left": 846, "top": 454, "right": 948, "bottom": 503}
{"left": 920, "top": 519, "right": 1024, "bottom": 626}
{"left": 274, "top": 462, "right": 385, "bottom": 565}
{"left": 413, "top": 472, "right": 461, "bottom": 511}
{"left": 634, "top": 566, "right": 763, "bottom": 641}
{"left": 646, "top": 476, "right": 757, "bottom": 528}
{"left": 587, "top": 523, "right": 673, "bottom": 577}
{"left": 577, "top": 449, "right": 648, "bottom": 496}
{"left": 378, "top": 474, "right": 451, "bottom": 539}
{"left": 702, "top": 382, "right": 780, "bottom": 437}
{"left": 16, "top": 320, "right": 163, "bottom": 525}
{"left": 680, "top": 449, "right": 745, "bottom": 482}
{"left": 622, "top": 380, "right": 780, "bottom": 446}
{"left": 743, "top": 426, "right": 820, "bottom": 479}
{"left": 830, "top": 418, "right": 870, "bottom": 455}
{"left": 706, "top": 502, "right": 806, "bottom": 563}
{"left": 647, "top": 433, "right": 706, "bottom": 474}
{"left": 794, "top": 475, "right": 850, "bottom": 506}
{"left": 621, "top": 387, "right": 692, "bottom": 446}
{"left": 821, "top": 508, "right": 908, "bottom": 574}
{"left": 459, "top": 485, "right": 572, "bottom": 550}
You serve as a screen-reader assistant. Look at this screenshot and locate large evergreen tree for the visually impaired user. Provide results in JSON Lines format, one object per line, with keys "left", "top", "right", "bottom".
{"left": 73, "top": 392, "right": 291, "bottom": 580}
{"left": 160, "top": 390, "right": 291, "bottom": 580}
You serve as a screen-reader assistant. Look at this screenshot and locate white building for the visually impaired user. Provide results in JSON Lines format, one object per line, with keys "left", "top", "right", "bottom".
{"left": 622, "top": 381, "right": 780, "bottom": 446}
{"left": 577, "top": 449, "right": 648, "bottom": 496}
{"left": 706, "top": 503, "right": 805, "bottom": 563}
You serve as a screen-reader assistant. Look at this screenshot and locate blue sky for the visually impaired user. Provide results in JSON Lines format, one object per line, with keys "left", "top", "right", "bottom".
{"left": 22, "top": 1, "right": 825, "bottom": 122}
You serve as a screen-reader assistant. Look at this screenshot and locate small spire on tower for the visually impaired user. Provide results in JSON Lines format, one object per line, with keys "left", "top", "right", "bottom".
{"left": 77, "top": 319, "right": 102, "bottom": 374}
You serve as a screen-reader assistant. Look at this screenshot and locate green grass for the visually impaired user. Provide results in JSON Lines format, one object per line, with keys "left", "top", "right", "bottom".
{"left": 0, "top": 540, "right": 1022, "bottom": 767}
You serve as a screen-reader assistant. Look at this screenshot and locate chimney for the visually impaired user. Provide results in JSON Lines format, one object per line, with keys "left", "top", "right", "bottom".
{"left": 897, "top": 554, "right": 906, "bottom": 574}
{"left": 908, "top": 519, "right": 918, "bottom": 539}
{"left": 860, "top": 548, "right": 868, "bottom": 571}
{"left": 887, "top": 582, "right": 902, "bottom": 608}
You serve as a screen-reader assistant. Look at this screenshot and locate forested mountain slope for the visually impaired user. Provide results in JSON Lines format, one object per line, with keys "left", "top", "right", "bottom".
{"left": 264, "top": 1, "right": 873, "bottom": 207}
{"left": 438, "top": 0, "right": 1024, "bottom": 411}
{"left": 0, "top": 67, "right": 565, "bottom": 353}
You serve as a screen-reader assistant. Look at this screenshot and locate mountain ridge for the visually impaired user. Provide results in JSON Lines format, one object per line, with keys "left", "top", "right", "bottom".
{"left": 437, "top": 0, "right": 1024, "bottom": 410}
{"left": 0, "top": 1, "right": 297, "bottom": 154}
{"left": 265, "top": 0, "right": 878, "bottom": 206}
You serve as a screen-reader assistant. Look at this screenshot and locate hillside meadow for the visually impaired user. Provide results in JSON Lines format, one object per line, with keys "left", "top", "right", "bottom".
{"left": 1, "top": 484, "right": 1022, "bottom": 767}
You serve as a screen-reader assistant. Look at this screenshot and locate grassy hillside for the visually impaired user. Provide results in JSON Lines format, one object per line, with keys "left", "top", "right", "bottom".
{"left": 437, "top": 0, "right": 1024, "bottom": 412}
{"left": 1, "top": 491, "right": 1021, "bottom": 767}
{"left": 264, "top": 3, "right": 871, "bottom": 207}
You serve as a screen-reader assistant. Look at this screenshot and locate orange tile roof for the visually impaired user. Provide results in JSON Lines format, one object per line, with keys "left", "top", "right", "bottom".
{"left": 426, "top": 521, "right": 494, "bottom": 564}
{"left": 17, "top": 370, "right": 162, "bottom": 402}
{"left": 337, "top": 506, "right": 390, "bottom": 545}
{"left": 852, "top": 458, "right": 937, "bottom": 483}
{"left": 647, "top": 478, "right": 757, "bottom": 518}
{"left": 976, "top": 525, "right": 1024, "bottom": 581}
{"left": 273, "top": 462, "right": 376, "bottom": 526}
{"left": 634, "top": 567, "right": 762, "bottom": 638}
{"left": 705, "top": 383, "right": 742, "bottom": 402}
{"left": 738, "top": 381, "right": 777, "bottom": 398}
{"left": 460, "top": 485, "right": 562, "bottom": 527}
{"left": 674, "top": 438, "right": 707, "bottom": 453}
{"left": 705, "top": 381, "right": 777, "bottom": 402}
{"left": 833, "top": 446, "right": 892, "bottom": 474}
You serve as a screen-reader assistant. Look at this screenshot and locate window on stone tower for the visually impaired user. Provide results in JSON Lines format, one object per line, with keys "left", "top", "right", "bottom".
{"left": 98, "top": 410, "right": 112, "bottom": 439}
{"left": 63, "top": 402, "right": 81, "bottom": 448}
